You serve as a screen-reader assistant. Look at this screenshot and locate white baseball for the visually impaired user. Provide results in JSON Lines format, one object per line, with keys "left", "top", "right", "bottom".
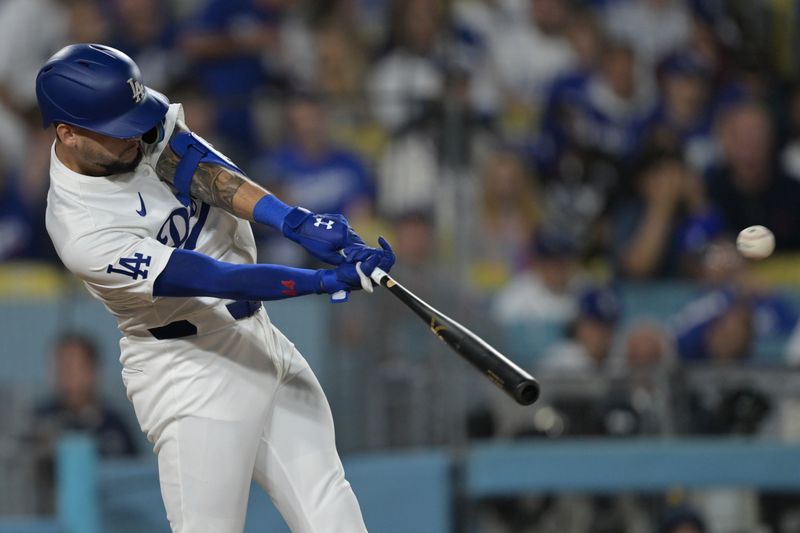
{"left": 736, "top": 225, "right": 775, "bottom": 259}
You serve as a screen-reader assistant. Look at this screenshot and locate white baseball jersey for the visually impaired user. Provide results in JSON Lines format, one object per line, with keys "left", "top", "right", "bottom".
{"left": 44, "top": 102, "right": 368, "bottom": 532}
{"left": 45, "top": 103, "right": 257, "bottom": 335}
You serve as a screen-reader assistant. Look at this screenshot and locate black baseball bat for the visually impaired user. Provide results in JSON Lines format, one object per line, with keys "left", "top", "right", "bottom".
{"left": 370, "top": 268, "right": 540, "bottom": 406}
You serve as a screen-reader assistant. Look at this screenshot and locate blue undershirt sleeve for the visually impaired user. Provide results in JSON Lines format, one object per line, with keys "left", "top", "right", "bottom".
{"left": 153, "top": 248, "right": 323, "bottom": 300}
{"left": 252, "top": 193, "right": 293, "bottom": 230}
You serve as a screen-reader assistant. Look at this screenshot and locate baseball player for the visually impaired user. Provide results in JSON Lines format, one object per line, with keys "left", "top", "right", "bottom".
{"left": 36, "top": 43, "right": 394, "bottom": 532}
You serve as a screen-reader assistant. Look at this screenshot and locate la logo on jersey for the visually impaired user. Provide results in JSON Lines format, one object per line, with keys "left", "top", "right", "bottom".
{"left": 127, "top": 77, "right": 145, "bottom": 103}
{"left": 106, "top": 199, "right": 209, "bottom": 280}
{"left": 107, "top": 253, "right": 151, "bottom": 280}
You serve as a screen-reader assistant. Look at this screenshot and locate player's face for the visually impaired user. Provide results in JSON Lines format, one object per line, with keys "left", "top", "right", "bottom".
{"left": 59, "top": 125, "right": 143, "bottom": 176}
{"left": 77, "top": 127, "right": 143, "bottom": 175}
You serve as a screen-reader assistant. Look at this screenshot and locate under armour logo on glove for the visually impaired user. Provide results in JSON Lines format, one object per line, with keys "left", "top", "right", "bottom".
{"left": 282, "top": 207, "right": 365, "bottom": 265}
{"left": 313, "top": 216, "right": 335, "bottom": 230}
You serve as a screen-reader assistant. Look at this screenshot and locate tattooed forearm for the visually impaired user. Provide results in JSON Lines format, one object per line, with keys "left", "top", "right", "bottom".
{"left": 192, "top": 163, "right": 246, "bottom": 212}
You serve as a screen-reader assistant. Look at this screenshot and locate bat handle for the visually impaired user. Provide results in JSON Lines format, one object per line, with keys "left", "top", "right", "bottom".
{"left": 370, "top": 267, "right": 390, "bottom": 285}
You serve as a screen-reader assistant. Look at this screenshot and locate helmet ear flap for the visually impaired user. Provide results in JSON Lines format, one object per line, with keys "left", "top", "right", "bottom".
{"left": 142, "top": 121, "right": 164, "bottom": 145}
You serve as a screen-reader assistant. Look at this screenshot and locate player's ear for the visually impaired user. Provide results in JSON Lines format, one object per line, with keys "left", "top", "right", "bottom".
{"left": 55, "top": 123, "right": 78, "bottom": 146}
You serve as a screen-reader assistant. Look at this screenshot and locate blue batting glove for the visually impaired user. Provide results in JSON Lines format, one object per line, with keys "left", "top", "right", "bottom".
{"left": 319, "top": 256, "right": 379, "bottom": 294}
{"left": 281, "top": 208, "right": 368, "bottom": 265}
{"left": 317, "top": 237, "right": 395, "bottom": 301}
{"left": 252, "top": 196, "right": 370, "bottom": 265}
{"left": 357, "top": 236, "right": 395, "bottom": 277}
{"left": 346, "top": 236, "right": 396, "bottom": 294}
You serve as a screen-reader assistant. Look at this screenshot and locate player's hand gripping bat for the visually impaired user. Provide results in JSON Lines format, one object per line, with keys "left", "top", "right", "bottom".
{"left": 369, "top": 268, "right": 540, "bottom": 406}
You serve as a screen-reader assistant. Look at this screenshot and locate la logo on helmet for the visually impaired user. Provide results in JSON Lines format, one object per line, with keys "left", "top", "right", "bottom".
{"left": 126, "top": 77, "right": 145, "bottom": 103}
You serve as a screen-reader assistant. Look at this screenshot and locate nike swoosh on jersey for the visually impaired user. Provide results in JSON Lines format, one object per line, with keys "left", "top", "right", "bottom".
{"left": 136, "top": 192, "right": 147, "bottom": 217}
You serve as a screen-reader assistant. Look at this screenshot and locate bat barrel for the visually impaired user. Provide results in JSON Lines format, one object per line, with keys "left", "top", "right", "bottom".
{"left": 374, "top": 269, "right": 542, "bottom": 406}
{"left": 448, "top": 329, "right": 540, "bottom": 406}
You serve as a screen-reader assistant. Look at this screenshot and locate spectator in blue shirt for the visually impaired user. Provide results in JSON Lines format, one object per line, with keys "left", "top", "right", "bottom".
{"left": 672, "top": 289, "right": 753, "bottom": 363}
{"left": 672, "top": 281, "right": 799, "bottom": 363}
{"left": 535, "top": 39, "right": 660, "bottom": 175}
{"left": 649, "top": 51, "right": 717, "bottom": 174}
{"left": 612, "top": 147, "right": 724, "bottom": 279}
{"left": 0, "top": 168, "right": 50, "bottom": 261}
{"left": 180, "top": 0, "right": 292, "bottom": 161}
{"left": 253, "top": 91, "right": 374, "bottom": 217}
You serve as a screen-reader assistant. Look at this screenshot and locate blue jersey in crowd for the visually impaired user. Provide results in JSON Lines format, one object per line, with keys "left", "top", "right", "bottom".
{"left": 672, "top": 287, "right": 799, "bottom": 361}
{"left": 534, "top": 71, "right": 660, "bottom": 173}
{"left": 184, "top": 0, "right": 281, "bottom": 98}
{"left": 256, "top": 145, "right": 374, "bottom": 216}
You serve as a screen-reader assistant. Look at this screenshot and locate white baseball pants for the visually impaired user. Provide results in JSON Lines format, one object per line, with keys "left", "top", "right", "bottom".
{"left": 119, "top": 309, "right": 367, "bottom": 533}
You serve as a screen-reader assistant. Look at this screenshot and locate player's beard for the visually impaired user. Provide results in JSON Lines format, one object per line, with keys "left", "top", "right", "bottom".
{"left": 98, "top": 144, "right": 143, "bottom": 175}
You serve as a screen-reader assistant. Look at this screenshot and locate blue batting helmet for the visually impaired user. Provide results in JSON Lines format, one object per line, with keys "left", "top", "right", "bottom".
{"left": 35, "top": 43, "right": 168, "bottom": 139}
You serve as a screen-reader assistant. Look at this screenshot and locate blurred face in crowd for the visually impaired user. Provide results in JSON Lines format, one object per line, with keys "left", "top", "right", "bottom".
{"left": 536, "top": 254, "right": 576, "bottom": 293}
{"left": 602, "top": 45, "right": 636, "bottom": 99}
{"left": 316, "top": 27, "right": 364, "bottom": 97}
{"left": 576, "top": 319, "right": 615, "bottom": 364}
{"left": 718, "top": 104, "right": 773, "bottom": 193}
{"left": 704, "top": 303, "right": 753, "bottom": 362}
{"left": 394, "top": 215, "right": 434, "bottom": 265}
{"left": 531, "top": 0, "right": 569, "bottom": 35}
{"left": 401, "top": 0, "right": 440, "bottom": 53}
{"left": 287, "top": 98, "right": 327, "bottom": 157}
{"left": 565, "top": 13, "right": 603, "bottom": 69}
{"left": 483, "top": 151, "right": 528, "bottom": 203}
{"left": 691, "top": 18, "right": 722, "bottom": 74}
{"left": 55, "top": 123, "right": 142, "bottom": 177}
{"left": 111, "top": 0, "right": 161, "bottom": 43}
{"left": 625, "top": 324, "right": 667, "bottom": 370}
{"left": 638, "top": 156, "right": 694, "bottom": 205}
{"left": 481, "top": 150, "right": 540, "bottom": 246}
{"left": 68, "top": 0, "right": 109, "bottom": 43}
{"left": 664, "top": 72, "right": 709, "bottom": 127}
{"left": 180, "top": 93, "right": 216, "bottom": 142}
{"left": 698, "top": 240, "right": 745, "bottom": 285}
{"left": 54, "top": 340, "right": 97, "bottom": 411}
